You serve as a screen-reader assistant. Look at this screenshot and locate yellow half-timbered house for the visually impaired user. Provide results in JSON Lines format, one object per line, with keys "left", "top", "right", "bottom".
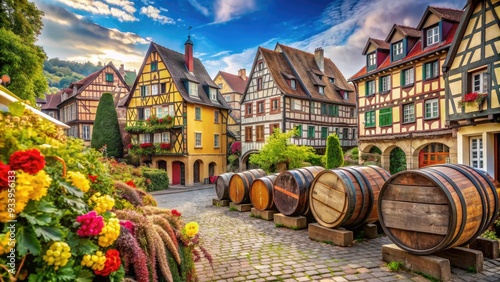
{"left": 124, "top": 38, "right": 230, "bottom": 185}
{"left": 443, "top": 0, "right": 500, "bottom": 179}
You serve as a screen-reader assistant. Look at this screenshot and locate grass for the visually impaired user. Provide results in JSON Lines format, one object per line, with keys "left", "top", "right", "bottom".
{"left": 228, "top": 206, "right": 237, "bottom": 211}
{"left": 415, "top": 271, "right": 440, "bottom": 282}
{"left": 386, "top": 261, "right": 404, "bottom": 272}
{"left": 466, "top": 266, "right": 477, "bottom": 273}
{"left": 323, "top": 240, "right": 334, "bottom": 245}
{"left": 275, "top": 223, "right": 284, "bottom": 228}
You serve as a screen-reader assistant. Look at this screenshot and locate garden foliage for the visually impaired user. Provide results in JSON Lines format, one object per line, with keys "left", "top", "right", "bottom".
{"left": 91, "top": 92, "right": 123, "bottom": 158}
{"left": 324, "top": 133, "right": 343, "bottom": 169}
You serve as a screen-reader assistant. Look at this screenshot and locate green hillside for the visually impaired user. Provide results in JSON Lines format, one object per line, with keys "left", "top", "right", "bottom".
{"left": 43, "top": 58, "right": 102, "bottom": 93}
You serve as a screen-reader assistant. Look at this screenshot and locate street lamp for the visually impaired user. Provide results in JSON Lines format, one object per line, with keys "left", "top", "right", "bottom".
{"left": 0, "top": 74, "right": 10, "bottom": 86}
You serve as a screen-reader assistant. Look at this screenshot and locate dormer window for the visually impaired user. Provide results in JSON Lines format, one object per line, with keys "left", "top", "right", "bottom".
{"left": 393, "top": 41, "right": 403, "bottom": 56}
{"left": 209, "top": 87, "right": 217, "bottom": 102}
{"left": 368, "top": 52, "right": 376, "bottom": 66}
{"left": 318, "top": 86, "right": 325, "bottom": 94}
{"left": 105, "top": 73, "right": 114, "bottom": 82}
{"left": 329, "top": 77, "right": 335, "bottom": 83}
{"left": 151, "top": 61, "right": 158, "bottom": 71}
{"left": 290, "top": 79, "right": 296, "bottom": 90}
{"left": 426, "top": 25, "right": 439, "bottom": 46}
{"left": 317, "top": 75, "right": 323, "bottom": 80}
{"left": 188, "top": 81, "right": 198, "bottom": 97}
{"left": 257, "top": 61, "right": 263, "bottom": 70}
{"left": 343, "top": 91, "right": 349, "bottom": 100}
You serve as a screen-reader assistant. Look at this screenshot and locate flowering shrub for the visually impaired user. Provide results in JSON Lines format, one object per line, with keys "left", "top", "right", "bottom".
{"left": 160, "top": 142, "right": 171, "bottom": 150}
{"left": 76, "top": 211, "right": 104, "bottom": 237}
{"left": 458, "top": 92, "right": 488, "bottom": 107}
{"left": 140, "top": 142, "right": 153, "bottom": 148}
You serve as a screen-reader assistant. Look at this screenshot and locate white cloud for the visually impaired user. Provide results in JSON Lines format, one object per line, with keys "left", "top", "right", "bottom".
{"left": 102, "top": 0, "right": 136, "bottom": 14}
{"left": 188, "top": 0, "right": 210, "bottom": 16}
{"left": 213, "top": 0, "right": 256, "bottom": 23}
{"left": 110, "top": 7, "right": 138, "bottom": 22}
{"left": 210, "top": 50, "right": 231, "bottom": 57}
{"left": 50, "top": 0, "right": 138, "bottom": 21}
{"left": 140, "top": 5, "right": 175, "bottom": 24}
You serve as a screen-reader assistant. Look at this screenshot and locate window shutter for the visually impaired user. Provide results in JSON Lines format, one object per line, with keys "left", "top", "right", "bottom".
{"left": 138, "top": 108, "right": 144, "bottom": 120}
{"left": 400, "top": 71, "right": 405, "bottom": 86}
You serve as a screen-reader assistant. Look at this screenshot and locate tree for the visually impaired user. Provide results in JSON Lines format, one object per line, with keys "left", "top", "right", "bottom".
{"left": 91, "top": 93, "right": 123, "bottom": 158}
{"left": 389, "top": 147, "right": 406, "bottom": 174}
{"left": 324, "top": 133, "right": 343, "bottom": 169}
{"left": 0, "top": 0, "right": 44, "bottom": 43}
{"left": 249, "top": 128, "right": 319, "bottom": 173}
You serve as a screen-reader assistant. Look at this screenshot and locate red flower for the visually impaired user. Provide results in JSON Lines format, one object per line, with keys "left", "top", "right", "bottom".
{"left": 140, "top": 142, "right": 153, "bottom": 148}
{"left": 158, "top": 118, "right": 163, "bottom": 123}
{"left": 125, "top": 180, "right": 136, "bottom": 188}
{"left": 88, "top": 174, "right": 98, "bottom": 183}
{"left": 119, "top": 220, "right": 135, "bottom": 235}
{"left": 160, "top": 143, "right": 171, "bottom": 150}
{"left": 0, "top": 161, "right": 11, "bottom": 191}
{"left": 171, "top": 209, "right": 181, "bottom": 217}
{"left": 94, "top": 249, "right": 121, "bottom": 276}
{"left": 146, "top": 179, "right": 152, "bottom": 184}
{"left": 127, "top": 143, "right": 133, "bottom": 149}
{"left": 166, "top": 116, "right": 172, "bottom": 122}
{"left": 9, "top": 149, "right": 46, "bottom": 174}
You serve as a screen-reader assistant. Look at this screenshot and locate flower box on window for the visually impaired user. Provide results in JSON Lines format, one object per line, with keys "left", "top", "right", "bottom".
{"left": 458, "top": 92, "right": 487, "bottom": 108}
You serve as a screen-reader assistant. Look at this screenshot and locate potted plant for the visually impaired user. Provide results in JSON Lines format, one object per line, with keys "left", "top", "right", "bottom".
{"left": 458, "top": 92, "right": 488, "bottom": 108}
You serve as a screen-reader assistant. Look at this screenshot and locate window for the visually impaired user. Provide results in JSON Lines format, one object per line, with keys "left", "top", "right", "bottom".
{"left": 140, "top": 85, "right": 149, "bottom": 98}
{"left": 144, "top": 108, "right": 151, "bottom": 120}
{"left": 290, "top": 79, "right": 296, "bottom": 90}
{"left": 245, "top": 103, "right": 253, "bottom": 116}
{"left": 472, "top": 71, "right": 488, "bottom": 93}
{"left": 379, "top": 108, "right": 392, "bottom": 126}
{"left": 403, "top": 103, "right": 415, "bottom": 123}
{"left": 350, "top": 108, "right": 355, "bottom": 118}
{"left": 292, "top": 99, "right": 302, "bottom": 111}
{"left": 225, "top": 96, "right": 230, "bottom": 102}
{"left": 351, "top": 128, "right": 356, "bottom": 140}
{"left": 153, "top": 133, "right": 161, "bottom": 143}
{"left": 256, "top": 125, "right": 265, "bottom": 141}
{"left": 218, "top": 83, "right": 223, "bottom": 88}
{"left": 342, "top": 128, "right": 348, "bottom": 140}
{"left": 257, "top": 77, "right": 263, "bottom": 91}
{"left": 320, "top": 103, "right": 327, "bottom": 115}
{"left": 195, "top": 107, "right": 201, "bottom": 120}
{"left": 368, "top": 52, "right": 376, "bottom": 66}
{"left": 318, "top": 86, "right": 325, "bottom": 94}
{"left": 380, "top": 75, "right": 391, "bottom": 93}
{"left": 188, "top": 82, "right": 198, "bottom": 97}
{"left": 160, "top": 83, "right": 166, "bottom": 94}
{"left": 270, "top": 124, "right": 280, "bottom": 134}
{"left": 426, "top": 26, "right": 439, "bottom": 46}
{"left": 420, "top": 143, "right": 449, "bottom": 167}
{"left": 214, "top": 134, "right": 220, "bottom": 148}
{"left": 257, "top": 61, "right": 263, "bottom": 70}
{"left": 138, "top": 108, "right": 144, "bottom": 120}
{"left": 214, "top": 110, "right": 219, "bottom": 123}
{"left": 393, "top": 41, "right": 403, "bottom": 56}
{"left": 470, "top": 137, "right": 483, "bottom": 169}
{"left": 343, "top": 92, "right": 349, "bottom": 100}
{"left": 140, "top": 133, "right": 151, "bottom": 143}
{"left": 308, "top": 126, "right": 315, "bottom": 139}
{"left": 329, "top": 77, "right": 335, "bottom": 83}
{"left": 366, "top": 80, "right": 375, "bottom": 96}
{"left": 48, "top": 112, "right": 55, "bottom": 118}
{"left": 321, "top": 127, "right": 328, "bottom": 139}
{"left": 156, "top": 106, "right": 163, "bottom": 118}
{"left": 270, "top": 98, "right": 279, "bottom": 112}
{"left": 402, "top": 68, "right": 414, "bottom": 86}
{"left": 152, "top": 84, "right": 159, "bottom": 95}
{"left": 151, "top": 61, "right": 158, "bottom": 71}
{"left": 164, "top": 104, "right": 174, "bottom": 117}
{"left": 294, "top": 125, "right": 302, "bottom": 137}
{"left": 62, "top": 103, "right": 76, "bottom": 122}
{"left": 209, "top": 87, "right": 217, "bottom": 101}
{"left": 424, "top": 61, "right": 439, "bottom": 80}
{"left": 425, "top": 98, "right": 439, "bottom": 119}
{"left": 105, "top": 73, "right": 113, "bottom": 82}
{"left": 82, "top": 125, "right": 90, "bottom": 140}
{"left": 195, "top": 133, "right": 202, "bottom": 148}
{"left": 328, "top": 105, "right": 339, "bottom": 117}
{"left": 161, "top": 132, "right": 170, "bottom": 143}
{"left": 365, "top": 111, "right": 375, "bottom": 127}
{"left": 257, "top": 101, "right": 265, "bottom": 114}
{"left": 245, "top": 126, "right": 253, "bottom": 142}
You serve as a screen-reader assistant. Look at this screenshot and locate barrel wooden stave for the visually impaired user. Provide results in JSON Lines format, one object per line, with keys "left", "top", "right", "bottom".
{"left": 273, "top": 166, "right": 324, "bottom": 216}
{"left": 378, "top": 164, "right": 499, "bottom": 255}
{"left": 250, "top": 174, "right": 279, "bottom": 211}
{"left": 215, "top": 172, "right": 234, "bottom": 200}
{"left": 309, "top": 166, "right": 390, "bottom": 229}
{"left": 228, "top": 169, "right": 266, "bottom": 204}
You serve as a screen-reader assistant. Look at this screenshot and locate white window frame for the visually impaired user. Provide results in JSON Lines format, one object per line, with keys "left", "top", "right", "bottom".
{"left": 225, "top": 96, "right": 230, "bottom": 102}
{"left": 140, "top": 85, "right": 149, "bottom": 97}
{"left": 472, "top": 71, "right": 488, "bottom": 93}
{"left": 292, "top": 99, "right": 302, "bottom": 111}
{"left": 393, "top": 41, "right": 403, "bottom": 56}
{"left": 470, "top": 137, "right": 483, "bottom": 170}
{"left": 257, "top": 101, "right": 265, "bottom": 113}
{"left": 188, "top": 82, "right": 198, "bottom": 97}
{"left": 156, "top": 106, "right": 163, "bottom": 118}
{"left": 425, "top": 98, "right": 439, "bottom": 119}
{"left": 145, "top": 108, "right": 151, "bottom": 120}
{"left": 162, "top": 132, "right": 170, "bottom": 143}
{"left": 318, "top": 86, "right": 325, "bottom": 94}
{"left": 403, "top": 103, "right": 415, "bottom": 123}
{"left": 381, "top": 75, "right": 391, "bottom": 92}
{"left": 291, "top": 79, "right": 296, "bottom": 90}
{"left": 153, "top": 133, "right": 161, "bottom": 143}
{"left": 214, "top": 134, "right": 220, "bottom": 148}
{"left": 403, "top": 68, "right": 414, "bottom": 86}
{"left": 152, "top": 84, "right": 159, "bottom": 95}
{"left": 368, "top": 52, "right": 376, "bottom": 66}
{"left": 140, "top": 134, "right": 151, "bottom": 143}
{"left": 214, "top": 110, "right": 219, "bottom": 123}
{"left": 367, "top": 80, "right": 375, "bottom": 95}
{"left": 209, "top": 87, "right": 217, "bottom": 102}
{"left": 82, "top": 125, "right": 90, "bottom": 140}
{"left": 195, "top": 132, "right": 202, "bottom": 148}
{"left": 427, "top": 26, "right": 439, "bottom": 46}
{"left": 425, "top": 61, "right": 439, "bottom": 79}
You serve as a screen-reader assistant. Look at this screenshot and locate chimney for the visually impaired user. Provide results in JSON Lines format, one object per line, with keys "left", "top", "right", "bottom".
{"left": 238, "top": 69, "right": 247, "bottom": 80}
{"left": 314, "top": 47, "right": 324, "bottom": 73}
{"left": 119, "top": 64, "right": 125, "bottom": 75}
{"left": 184, "top": 36, "right": 194, "bottom": 72}
{"left": 72, "top": 85, "right": 77, "bottom": 95}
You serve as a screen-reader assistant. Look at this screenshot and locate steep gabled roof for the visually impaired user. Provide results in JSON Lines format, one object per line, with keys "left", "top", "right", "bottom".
{"left": 217, "top": 71, "right": 247, "bottom": 94}
{"left": 125, "top": 42, "right": 230, "bottom": 110}
{"left": 41, "top": 92, "right": 63, "bottom": 110}
{"left": 417, "top": 6, "right": 464, "bottom": 29}
{"left": 362, "top": 38, "right": 390, "bottom": 55}
{"left": 386, "top": 24, "right": 421, "bottom": 42}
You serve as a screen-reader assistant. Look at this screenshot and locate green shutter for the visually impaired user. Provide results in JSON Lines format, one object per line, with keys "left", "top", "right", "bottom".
{"left": 379, "top": 108, "right": 392, "bottom": 126}
{"left": 400, "top": 71, "right": 404, "bottom": 86}
{"left": 333, "top": 105, "right": 339, "bottom": 117}
{"left": 365, "top": 111, "right": 375, "bottom": 127}
{"left": 308, "top": 126, "right": 315, "bottom": 138}
{"left": 422, "top": 62, "right": 427, "bottom": 80}
{"left": 378, "top": 77, "right": 382, "bottom": 93}
{"left": 321, "top": 127, "right": 328, "bottom": 139}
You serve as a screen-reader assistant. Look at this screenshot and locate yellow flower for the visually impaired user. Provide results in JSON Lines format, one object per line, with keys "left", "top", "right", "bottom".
{"left": 67, "top": 171, "right": 90, "bottom": 192}
{"left": 184, "top": 222, "right": 199, "bottom": 237}
{"left": 30, "top": 170, "right": 52, "bottom": 201}
{"left": 0, "top": 231, "right": 14, "bottom": 255}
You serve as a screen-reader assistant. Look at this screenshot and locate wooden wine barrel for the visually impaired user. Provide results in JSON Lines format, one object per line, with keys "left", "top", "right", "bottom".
{"left": 229, "top": 169, "right": 266, "bottom": 204}
{"left": 215, "top": 172, "right": 234, "bottom": 200}
{"left": 250, "top": 173, "right": 279, "bottom": 211}
{"left": 309, "top": 166, "right": 390, "bottom": 229}
{"left": 273, "top": 166, "right": 325, "bottom": 216}
{"left": 378, "top": 164, "right": 499, "bottom": 255}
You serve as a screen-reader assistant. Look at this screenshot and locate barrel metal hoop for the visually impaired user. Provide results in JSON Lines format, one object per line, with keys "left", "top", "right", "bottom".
{"left": 424, "top": 168, "right": 467, "bottom": 248}
{"left": 339, "top": 167, "right": 372, "bottom": 229}
{"left": 367, "top": 165, "right": 391, "bottom": 181}
{"left": 335, "top": 170, "right": 357, "bottom": 226}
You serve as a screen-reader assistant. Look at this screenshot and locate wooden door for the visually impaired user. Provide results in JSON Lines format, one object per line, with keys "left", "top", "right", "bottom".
{"left": 172, "top": 161, "right": 182, "bottom": 185}
{"left": 193, "top": 161, "right": 200, "bottom": 183}
{"left": 495, "top": 134, "right": 500, "bottom": 181}
{"left": 158, "top": 160, "right": 167, "bottom": 171}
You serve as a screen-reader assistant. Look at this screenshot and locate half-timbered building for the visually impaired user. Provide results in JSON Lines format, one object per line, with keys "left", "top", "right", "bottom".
{"left": 124, "top": 38, "right": 231, "bottom": 185}
{"left": 213, "top": 69, "right": 248, "bottom": 141}
{"left": 443, "top": 0, "right": 500, "bottom": 179}
{"left": 350, "top": 6, "right": 463, "bottom": 172}
{"left": 240, "top": 44, "right": 356, "bottom": 170}
{"left": 56, "top": 62, "right": 131, "bottom": 145}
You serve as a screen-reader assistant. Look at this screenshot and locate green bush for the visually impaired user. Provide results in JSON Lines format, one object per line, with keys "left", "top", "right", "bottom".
{"left": 389, "top": 147, "right": 406, "bottom": 174}
{"left": 91, "top": 92, "right": 123, "bottom": 158}
{"left": 142, "top": 167, "right": 169, "bottom": 191}
{"left": 325, "top": 133, "right": 343, "bottom": 169}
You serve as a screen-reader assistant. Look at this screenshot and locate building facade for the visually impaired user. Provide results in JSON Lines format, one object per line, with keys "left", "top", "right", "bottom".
{"left": 350, "top": 6, "right": 463, "bottom": 172}
{"left": 240, "top": 43, "right": 356, "bottom": 170}
{"left": 124, "top": 39, "right": 230, "bottom": 185}
{"left": 443, "top": 0, "right": 500, "bottom": 179}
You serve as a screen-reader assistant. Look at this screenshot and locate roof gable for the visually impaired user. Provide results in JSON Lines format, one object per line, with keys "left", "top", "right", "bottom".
{"left": 417, "top": 6, "right": 464, "bottom": 29}
{"left": 217, "top": 71, "right": 247, "bottom": 94}
{"left": 362, "top": 38, "right": 390, "bottom": 55}
{"left": 386, "top": 24, "right": 421, "bottom": 42}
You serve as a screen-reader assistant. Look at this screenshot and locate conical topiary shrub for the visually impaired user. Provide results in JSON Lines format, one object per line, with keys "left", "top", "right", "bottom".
{"left": 91, "top": 92, "right": 123, "bottom": 158}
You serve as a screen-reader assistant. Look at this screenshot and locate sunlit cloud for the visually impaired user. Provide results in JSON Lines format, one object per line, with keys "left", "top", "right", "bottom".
{"left": 140, "top": 5, "right": 175, "bottom": 24}
{"left": 213, "top": 0, "right": 257, "bottom": 24}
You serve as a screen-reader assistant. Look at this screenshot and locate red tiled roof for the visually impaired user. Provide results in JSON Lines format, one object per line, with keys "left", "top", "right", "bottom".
{"left": 218, "top": 71, "right": 247, "bottom": 94}
{"left": 371, "top": 38, "right": 390, "bottom": 49}
{"left": 350, "top": 23, "right": 458, "bottom": 81}
{"left": 431, "top": 6, "right": 464, "bottom": 22}
{"left": 396, "top": 25, "right": 421, "bottom": 38}
{"left": 41, "top": 92, "right": 63, "bottom": 110}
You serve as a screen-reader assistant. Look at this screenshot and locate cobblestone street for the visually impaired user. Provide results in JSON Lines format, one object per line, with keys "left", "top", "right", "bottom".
{"left": 154, "top": 187, "right": 500, "bottom": 282}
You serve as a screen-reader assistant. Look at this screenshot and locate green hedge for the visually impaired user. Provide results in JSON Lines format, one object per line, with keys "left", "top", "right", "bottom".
{"left": 142, "top": 167, "right": 169, "bottom": 191}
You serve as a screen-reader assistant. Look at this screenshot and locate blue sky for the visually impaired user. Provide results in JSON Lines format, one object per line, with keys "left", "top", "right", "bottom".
{"left": 33, "top": 0, "right": 466, "bottom": 79}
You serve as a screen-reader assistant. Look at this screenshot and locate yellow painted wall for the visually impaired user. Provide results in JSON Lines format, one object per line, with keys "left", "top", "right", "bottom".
{"left": 186, "top": 103, "right": 228, "bottom": 156}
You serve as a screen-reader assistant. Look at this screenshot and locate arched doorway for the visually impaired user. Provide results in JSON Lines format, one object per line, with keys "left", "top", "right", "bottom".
{"left": 193, "top": 160, "right": 201, "bottom": 183}
{"left": 172, "top": 161, "right": 185, "bottom": 185}
{"left": 419, "top": 143, "right": 450, "bottom": 168}
{"left": 389, "top": 147, "right": 406, "bottom": 174}
{"left": 209, "top": 162, "right": 216, "bottom": 176}
{"left": 157, "top": 160, "right": 167, "bottom": 171}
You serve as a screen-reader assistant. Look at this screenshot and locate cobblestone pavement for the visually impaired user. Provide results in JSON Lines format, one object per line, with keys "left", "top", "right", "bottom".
{"left": 155, "top": 187, "right": 500, "bottom": 282}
